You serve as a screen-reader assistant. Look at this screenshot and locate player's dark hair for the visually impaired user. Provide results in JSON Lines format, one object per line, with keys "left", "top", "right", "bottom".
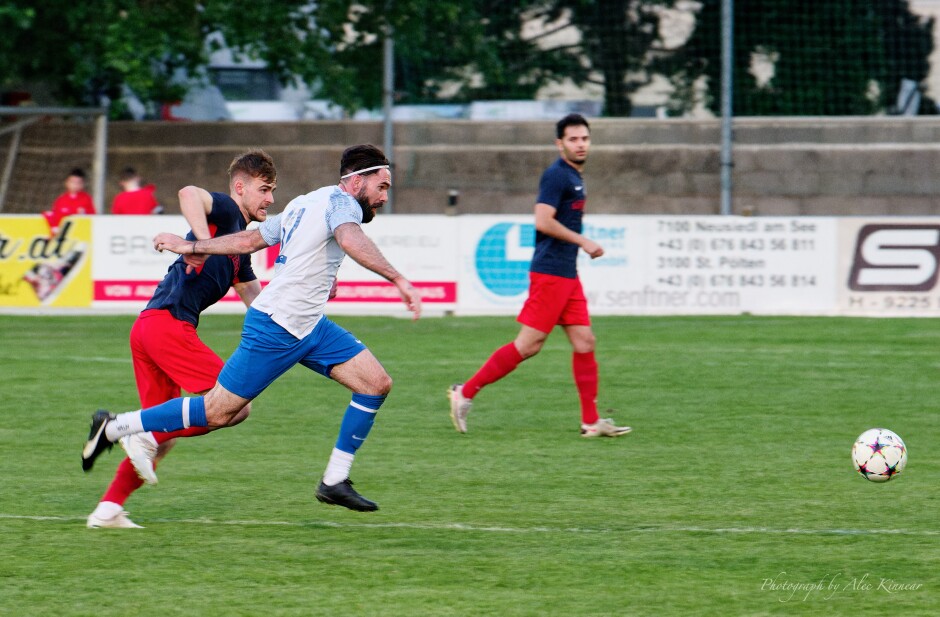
{"left": 340, "top": 144, "right": 389, "bottom": 178}
{"left": 119, "top": 166, "right": 138, "bottom": 181}
{"left": 228, "top": 149, "right": 276, "bottom": 184}
{"left": 68, "top": 167, "right": 86, "bottom": 179}
{"left": 556, "top": 113, "right": 590, "bottom": 139}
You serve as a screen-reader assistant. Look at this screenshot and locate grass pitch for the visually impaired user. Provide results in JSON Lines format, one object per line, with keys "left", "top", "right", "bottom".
{"left": 0, "top": 314, "right": 937, "bottom": 616}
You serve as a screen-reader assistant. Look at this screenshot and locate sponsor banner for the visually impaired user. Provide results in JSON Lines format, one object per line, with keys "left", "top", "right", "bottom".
{"left": 333, "top": 281, "right": 456, "bottom": 303}
{"left": 0, "top": 216, "right": 93, "bottom": 307}
{"left": 612, "top": 216, "right": 839, "bottom": 315}
{"left": 838, "top": 218, "right": 940, "bottom": 316}
{"left": 326, "top": 215, "right": 459, "bottom": 314}
{"left": 455, "top": 215, "right": 533, "bottom": 314}
{"left": 91, "top": 214, "right": 459, "bottom": 314}
{"left": 92, "top": 215, "right": 192, "bottom": 309}
{"left": 27, "top": 214, "right": 934, "bottom": 318}
{"left": 94, "top": 279, "right": 244, "bottom": 304}
{"left": 457, "top": 215, "right": 838, "bottom": 316}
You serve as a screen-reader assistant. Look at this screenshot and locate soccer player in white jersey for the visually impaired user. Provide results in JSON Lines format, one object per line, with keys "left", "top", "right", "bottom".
{"left": 82, "top": 145, "right": 421, "bottom": 512}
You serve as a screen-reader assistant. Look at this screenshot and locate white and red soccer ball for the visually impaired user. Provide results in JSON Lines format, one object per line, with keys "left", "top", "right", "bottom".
{"left": 852, "top": 428, "right": 907, "bottom": 483}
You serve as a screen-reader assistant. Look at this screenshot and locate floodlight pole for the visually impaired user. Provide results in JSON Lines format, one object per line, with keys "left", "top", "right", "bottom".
{"left": 719, "top": 0, "right": 734, "bottom": 216}
{"left": 383, "top": 23, "right": 395, "bottom": 214}
{"left": 92, "top": 112, "right": 108, "bottom": 213}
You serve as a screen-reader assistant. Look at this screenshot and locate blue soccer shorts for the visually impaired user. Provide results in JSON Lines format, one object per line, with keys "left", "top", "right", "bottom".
{"left": 219, "top": 307, "right": 367, "bottom": 400}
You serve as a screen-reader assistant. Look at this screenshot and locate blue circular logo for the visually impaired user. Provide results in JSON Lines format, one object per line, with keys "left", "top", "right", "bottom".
{"left": 475, "top": 223, "right": 535, "bottom": 296}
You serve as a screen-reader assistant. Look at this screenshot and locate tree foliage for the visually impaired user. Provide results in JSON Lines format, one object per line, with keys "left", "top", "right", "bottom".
{"left": 0, "top": 0, "right": 683, "bottom": 118}
{"left": 5, "top": 0, "right": 934, "bottom": 119}
{"left": 326, "top": 0, "right": 676, "bottom": 116}
{"left": 561, "top": 0, "right": 676, "bottom": 116}
{"left": 668, "top": 0, "right": 935, "bottom": 116}
{"left": 0, "top": 0, "right": 336, "bottom": 116}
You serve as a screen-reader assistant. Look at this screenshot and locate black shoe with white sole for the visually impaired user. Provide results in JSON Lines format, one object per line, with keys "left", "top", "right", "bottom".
{"left": 315, "top": 478, "right": 378, "bottom": 512}
{"left": 82, "top": 409, "right": 115, "bottom": 471}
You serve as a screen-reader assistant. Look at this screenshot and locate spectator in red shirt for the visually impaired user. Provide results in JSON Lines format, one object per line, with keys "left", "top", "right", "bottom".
{"left": 44, "top": 168, "right": 96, "bottom": 234}
{"left": 112, "top": 167, "right": 162, "bottom": 215}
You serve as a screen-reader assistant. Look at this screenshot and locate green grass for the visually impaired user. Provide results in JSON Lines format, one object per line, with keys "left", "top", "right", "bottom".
{"left": 0, "top": 314, "right": 937, "bottom": 616}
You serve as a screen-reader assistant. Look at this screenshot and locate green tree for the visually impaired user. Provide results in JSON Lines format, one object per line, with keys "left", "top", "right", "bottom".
{"left": 669, "top": 0, "right": 935, "bottom": 116}
{"left": 323, "top": 0, "right": 676, "bottom": 116}
{"left": 309, "top": 1, "right": 587, "bottom": 107}
{"left": 3, "top": 1, "right": 203, "bottom": 115}
{"left": 561, "top": 0, "right": 676, "bottom": 117}
{"left": 0, "top": 0, "right": 679, "bottom": 118}
{"left": 0, "top": 0, "right": 338, "bottom": 117}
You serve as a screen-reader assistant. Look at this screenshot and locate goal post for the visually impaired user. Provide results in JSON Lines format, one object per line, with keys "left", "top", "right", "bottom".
{"left": 0, "top": 106, "right": 108, "bottom": 214}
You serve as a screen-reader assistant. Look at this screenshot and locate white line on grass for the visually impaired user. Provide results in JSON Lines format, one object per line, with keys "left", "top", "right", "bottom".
{"left": 1, "top": 514, "right": 937, "bottom": 536}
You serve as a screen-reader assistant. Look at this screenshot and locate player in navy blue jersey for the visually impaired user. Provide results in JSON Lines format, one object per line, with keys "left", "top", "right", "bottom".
{"left": 83, "top": 145, "right": 421, "bottom": 514}
{"left": 85, "top": 150, "right": 276, "bottom": 528}
{"left": 449, "top": 114, "right": 631, "bottom": 438}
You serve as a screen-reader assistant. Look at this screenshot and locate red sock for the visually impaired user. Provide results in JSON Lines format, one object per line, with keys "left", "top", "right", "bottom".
{"left": 463, "top": 343, "right": 524, "bottom": 399}
{"left": 153, "top": 426, "right": 209, "bottom": 445}
{"left": 100, "top": 458, "right": 146, "bottom": 506}
{"left": 573, "top": 351, "right": 599, "bottom": 425}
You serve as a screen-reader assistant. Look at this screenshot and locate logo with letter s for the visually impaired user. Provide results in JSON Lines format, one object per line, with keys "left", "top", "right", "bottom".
{"left": 848, "top": 224, "right": 940, "bottom": 291}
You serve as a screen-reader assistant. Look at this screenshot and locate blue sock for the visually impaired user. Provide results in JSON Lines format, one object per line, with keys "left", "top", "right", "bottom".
{"left": 140, "top": 397, "right": 207, "bottom": 432}
{"left": 334, "top": 393, "right": 386, "bottom": 454}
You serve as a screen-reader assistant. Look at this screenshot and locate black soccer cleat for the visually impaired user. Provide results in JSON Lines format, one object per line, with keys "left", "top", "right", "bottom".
{"left": 315, "top": 478, "right": 379, "bottom": 512}
{"left": 82, "top": 409, "right": 115, "bottom": 471}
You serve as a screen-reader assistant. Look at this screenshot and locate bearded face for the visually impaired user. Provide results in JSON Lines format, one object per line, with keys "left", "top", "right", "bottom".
{"left": 355, "top": 186, "right": 377, "bottom": 223}
{"left": 351, "top": 169, "right": 391, "bottom": 223}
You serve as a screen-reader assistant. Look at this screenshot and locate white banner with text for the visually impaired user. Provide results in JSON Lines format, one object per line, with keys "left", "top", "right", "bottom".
{"left": 3, "top": 214, "right": 938, "bottom": 317}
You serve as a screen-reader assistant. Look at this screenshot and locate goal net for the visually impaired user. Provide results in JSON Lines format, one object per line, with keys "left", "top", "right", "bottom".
{"left": 0, "top": 107, "right": 107, "bottom": 215}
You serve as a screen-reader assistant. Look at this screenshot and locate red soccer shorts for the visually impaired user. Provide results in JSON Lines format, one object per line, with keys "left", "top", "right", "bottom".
{"left": 517, "top": 272, "right": 591, "bottom": 334}
{"left": 129, "top": 309, "right": 224, "bottom": 408}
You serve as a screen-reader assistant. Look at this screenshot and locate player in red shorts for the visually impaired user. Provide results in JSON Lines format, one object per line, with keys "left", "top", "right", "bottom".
{"left": 448, "top": 114, "right": 631, "bottom": 438}
{"left": 86, "top": 150, "right": 277, "bottom": 528}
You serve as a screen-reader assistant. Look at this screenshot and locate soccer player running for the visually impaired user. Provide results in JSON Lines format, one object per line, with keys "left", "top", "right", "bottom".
{"left": 86, "top": 150, "right": 276, "bottom": 528}
{"left": 448, "top": 114, "right": 630, "bottom": 438}
{"left": 83, "top": 144, "right": 421, "bottom": 512}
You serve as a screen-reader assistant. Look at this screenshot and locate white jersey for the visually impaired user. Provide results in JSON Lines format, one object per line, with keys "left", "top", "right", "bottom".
{"left": 251, "top": 185, "right": 363, "bottom": 338}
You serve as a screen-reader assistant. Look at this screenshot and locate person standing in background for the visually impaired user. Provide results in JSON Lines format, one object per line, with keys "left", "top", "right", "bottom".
{"left": 44, "top": 168, "right": 95, "bottom": 234}
{"left": 112, "top": 167, "right": 162, "bottom": 215}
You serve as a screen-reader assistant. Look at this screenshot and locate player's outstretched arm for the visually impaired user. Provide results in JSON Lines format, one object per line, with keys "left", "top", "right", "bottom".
{"left": 334, "top": 222, "right": 422, "bottom": 320}
{"left": 154, "top": 229, "right": 270, "bottom": 256}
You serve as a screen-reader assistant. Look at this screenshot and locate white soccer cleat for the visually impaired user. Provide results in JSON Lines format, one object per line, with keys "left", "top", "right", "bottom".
{"left": 86, "top": 510, "right": 143, "bottom": 529}
{"left": 448, "top": 383, "right": 472, "bottom": 433}
{"left": 581, "top": 417, "right": 632, "bottom": 438}
{"left": 120, "top": 432, "right": 159, "bottom": 485}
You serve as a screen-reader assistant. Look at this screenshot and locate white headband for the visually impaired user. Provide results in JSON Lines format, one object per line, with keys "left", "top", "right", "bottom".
{"left": 340, "top": 164, "right": 390, "bottom": 180}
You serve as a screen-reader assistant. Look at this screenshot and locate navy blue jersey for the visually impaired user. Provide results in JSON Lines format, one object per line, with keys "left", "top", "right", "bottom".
{"left": 145, "top": 192, "right": 256, "bottom": 327}
{"left": 531, "top": 158, "right": 586, "bottom": 279}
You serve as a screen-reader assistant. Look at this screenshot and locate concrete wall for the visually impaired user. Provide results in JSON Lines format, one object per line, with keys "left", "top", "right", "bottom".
{"left": 7, "top": 117, "right": 940, "bottom": 217}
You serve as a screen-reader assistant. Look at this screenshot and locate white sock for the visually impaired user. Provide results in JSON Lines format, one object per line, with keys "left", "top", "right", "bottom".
{"left": 322, "top": 448, "right": 355, "bottom": 486}
{"left": 104, "top": 411, "right": 144, "bottom": 442}
{"left": 92, "top": 501, "right": 123, "bottom": 519}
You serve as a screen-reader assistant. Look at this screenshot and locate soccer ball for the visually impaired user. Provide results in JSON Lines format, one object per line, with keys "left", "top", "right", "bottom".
{"left": 851, "top": 428, "right": 907, "bottom": 482}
